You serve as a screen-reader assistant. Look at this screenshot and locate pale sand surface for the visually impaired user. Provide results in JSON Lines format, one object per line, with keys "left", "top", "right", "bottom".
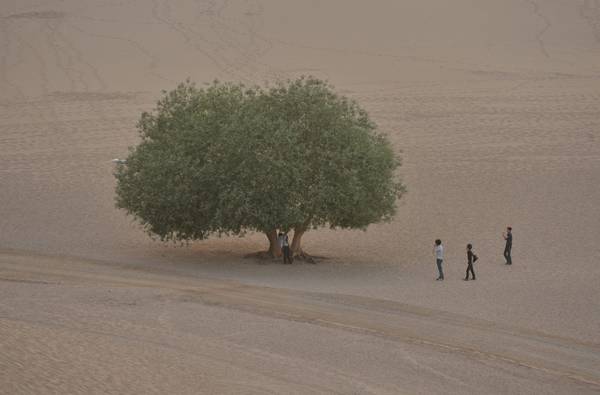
{"left": 2, "top": 251, "right": 600, "bottom": 394}
{"left": 1, "top": 0, "right": 600, "bottom": 393}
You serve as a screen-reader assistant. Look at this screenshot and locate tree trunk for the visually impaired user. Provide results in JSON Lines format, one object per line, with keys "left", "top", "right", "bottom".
{"left": 266, "top": 229, "right": 281, "bottom": 257}
{"left": 291, "top": 228, "right": 305, "bottom": 256}
{"left": 290, "top": 220, "right": 316, "bottom": 263}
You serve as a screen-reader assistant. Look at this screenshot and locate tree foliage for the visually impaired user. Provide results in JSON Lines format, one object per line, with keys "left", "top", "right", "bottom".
{"left": 115, "top": 77, "right": 405, "bottom": 256}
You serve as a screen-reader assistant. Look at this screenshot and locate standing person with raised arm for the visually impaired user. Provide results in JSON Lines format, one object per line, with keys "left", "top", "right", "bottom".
{"left": 503, "top": 227, "right": 513, "bottom": 265}
{"left": 434, "top": 239, "right": 444, "bottom": 281}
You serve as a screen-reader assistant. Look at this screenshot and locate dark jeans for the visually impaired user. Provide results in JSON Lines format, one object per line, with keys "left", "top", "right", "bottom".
{"left": 504, "top": 246, "right": 512, "bottom": 265}
{"left": 465, "top": 263, "right": 475, "bottom": 279}
{"left": 436, "top": 259, "right": 444, "bottom": 279}
{"left": 282, "top": 246, "right": 293, "bottom": 264}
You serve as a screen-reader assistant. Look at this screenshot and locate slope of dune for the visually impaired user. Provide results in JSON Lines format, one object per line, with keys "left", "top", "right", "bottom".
{"left": 1, "top": 1, "right": 599, "bottom": 393}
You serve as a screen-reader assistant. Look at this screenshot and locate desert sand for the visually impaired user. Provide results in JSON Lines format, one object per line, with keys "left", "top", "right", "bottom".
{"left": 1, "top": 1, "right": 600, "bottom": 393}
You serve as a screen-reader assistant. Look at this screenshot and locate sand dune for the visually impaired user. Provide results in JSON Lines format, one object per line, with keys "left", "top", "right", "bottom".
{"left": 1, "top": 1, "right": 600, "bottom": 393}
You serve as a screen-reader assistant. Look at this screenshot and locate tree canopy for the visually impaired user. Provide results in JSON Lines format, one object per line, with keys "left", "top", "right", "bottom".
{"left": 115, "top": 76, "right": 405, "bottom": 258}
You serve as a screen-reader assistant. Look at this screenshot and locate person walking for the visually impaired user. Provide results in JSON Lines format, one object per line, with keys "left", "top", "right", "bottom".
{"left": 434, "top": 239, "right": 444, "bottom": 280}
{"left": 278, "top": 231, "right": 293, "bottom": 264}
{"left": 503, "top": 227, "right": 513, "bottom": 265}
{"left": 464, "top": 243, "right": 477, "bottom": 280}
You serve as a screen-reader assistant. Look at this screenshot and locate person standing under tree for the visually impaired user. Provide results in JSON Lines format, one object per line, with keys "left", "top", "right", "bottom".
{"left": 465, "top": 243, "right": 477, "bottom": 280}
{"left": 434, "top": 239, "right": 444, "bottom": 280}
{"left": 503, "top": 227, "right": 513, "bottom": 265}
{"left": 278, "top": 231, "right": 293, "bottom": 264}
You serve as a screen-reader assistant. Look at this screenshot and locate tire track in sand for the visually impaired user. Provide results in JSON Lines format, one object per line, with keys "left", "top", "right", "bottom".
{"left": 581, "top": 0, "right": 600, "bottom": 44}
{"left": 525, "top": 0, "right": 551, "bottom": 58}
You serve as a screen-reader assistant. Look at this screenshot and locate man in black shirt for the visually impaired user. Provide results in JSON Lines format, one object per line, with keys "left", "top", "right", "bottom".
{"left": 465, "top": 244, "right": 477, "bottom": 280}
{"left": 503, "top": 227, "right": 513, "bottom": 265}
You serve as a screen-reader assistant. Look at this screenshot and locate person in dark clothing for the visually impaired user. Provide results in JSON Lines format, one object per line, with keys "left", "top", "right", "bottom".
{"left": 503, "top": 227, "right": 513, "bottom": 265}
{"left": 433, "top": 239, "right": 444, "bottom": 280}
{"left": 465, "top": 243, "right": 477, "bottom": 280}
{"left": 278, "top": 231, "right": 293, "bottom": 264}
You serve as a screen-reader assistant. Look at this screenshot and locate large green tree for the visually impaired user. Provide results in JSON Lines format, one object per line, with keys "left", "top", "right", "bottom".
{"left": 115, "top": 77, "right": 405, "bottom": 258}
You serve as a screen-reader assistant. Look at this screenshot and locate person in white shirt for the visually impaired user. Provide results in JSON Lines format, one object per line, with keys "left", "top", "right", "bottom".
{"left": 278, "top": 231, "right": 292, "bottom": 264}
{"left": 434, "top": 239, "right": 444, "bottom": 280}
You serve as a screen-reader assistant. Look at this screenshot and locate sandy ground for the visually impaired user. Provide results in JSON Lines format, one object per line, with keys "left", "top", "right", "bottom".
{"left": 1, "top": 0, "right": 600, "bottom": 393}
{"left": 1, "top": 250, "right": 600, "bottom": 394}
